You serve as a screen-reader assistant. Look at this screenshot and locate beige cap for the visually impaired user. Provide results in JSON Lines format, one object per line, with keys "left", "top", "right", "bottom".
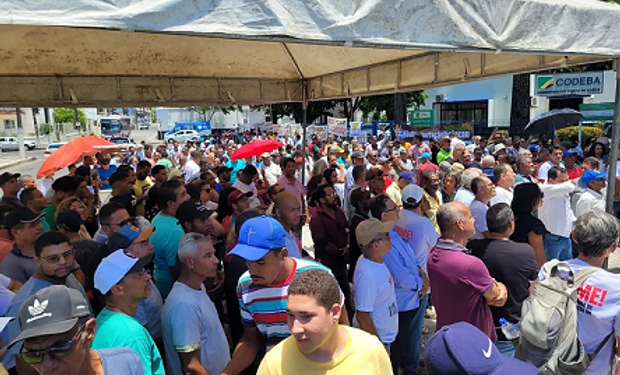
{"left": 356, "top": 218, "right": 394, "bottom": 247}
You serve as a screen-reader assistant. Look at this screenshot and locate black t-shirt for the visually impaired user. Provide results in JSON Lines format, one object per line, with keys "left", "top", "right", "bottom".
{"left": 72, "top": 239, "right": 101, "bottom": 274}
{"left": 467, "top": 239, "right": 538, "bottom": 340}
{"left": 510, "top": 213, "right": 547, "bottom": 244}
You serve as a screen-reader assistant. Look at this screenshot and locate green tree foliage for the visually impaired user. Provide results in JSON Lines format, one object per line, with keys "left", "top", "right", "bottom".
{"left": 53, "top": 108, "right": 86, "bottom": 124}
{"left": 354, "top": 91, "right": 428, "bottom": 121}
{"left": 186, "top": 106, "right": 239, "bottom": 121}
{"left": 252, "top": 101, "right": 339, "bottom": 124}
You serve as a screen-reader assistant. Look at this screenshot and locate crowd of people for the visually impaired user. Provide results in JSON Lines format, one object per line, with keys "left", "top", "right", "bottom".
{"left": 0, "top": 127, "right": 616, "bottom": 375}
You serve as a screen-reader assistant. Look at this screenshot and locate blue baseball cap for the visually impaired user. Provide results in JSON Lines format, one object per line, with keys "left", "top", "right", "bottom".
{"left": 581, "top": 169, "right": 607, "bottom": 185}
{"left": 229, "top": 216, "right": 287, "bottom": 261}
{"left": 529, "top": 144, "right": 540, "bottom": 153}
{"left": 398, "top": 171, "right": 415, "bottom": 184}
{"left": 425, "top": 322, "right": 537, "bottom": 375}
{"left": 562, "top": 148, "right": 579, "bottom": 158}
{"left": 108, "top": 224, "right": 155, "bottom": 252}
{"left": 419, "top": 152, "right": 431, "bottom": 160}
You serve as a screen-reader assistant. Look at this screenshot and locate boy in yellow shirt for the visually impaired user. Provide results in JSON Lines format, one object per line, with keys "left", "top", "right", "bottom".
{"left": 257, "top": 269, "right": 393, "bottom": 375}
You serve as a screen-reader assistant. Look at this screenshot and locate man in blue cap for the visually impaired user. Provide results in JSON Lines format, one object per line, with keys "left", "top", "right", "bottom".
{"left": 424, "top": 322, "right": 537, "bottom": 375}
{"left": 220, "top": 216, "right": 348, "bottom": 375}
{"left": 575, "top": 169, "right": 607, "bottom": 218}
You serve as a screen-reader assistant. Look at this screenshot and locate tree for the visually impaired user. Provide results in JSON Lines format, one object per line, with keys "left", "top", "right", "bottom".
{"left": 186, "top": 106, "right": 238, "bottom": 121}
{"left": 252, "top": 101, "right": 339, "bottom": 124}
{"left": 353, "top": 91, "right": 428, "bottom": 122}
{"left": 53, "top": 108, "right": 86, "bottom": 124}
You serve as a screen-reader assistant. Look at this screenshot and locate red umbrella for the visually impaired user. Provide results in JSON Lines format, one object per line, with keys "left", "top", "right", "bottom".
{"left": 231, "top": 140, "right": 283, "bottom": 160}
{"left": 37, "top": 136, "right": 120, "bottom": 178}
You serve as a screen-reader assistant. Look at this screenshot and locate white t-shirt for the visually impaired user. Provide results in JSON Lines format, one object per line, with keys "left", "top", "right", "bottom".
{"left": 575, "top": 189, "right": 606, "bottom": 218}
{"left": 261, "top": 163, "right": 281, "bottom": 187}
{"left": 489, "top": 186, "right": 513, "bottom": 206}
{"left": 232, "top": 180, "right": 260, "bottom": 208}
{"left": 537, "top": 161, "right": 555, "bottom": 182}
{"left": 539, "top": 182, "right": 576, "bottom": 238}
{"left": 469, "top": 200, "right": 488, "bottom": 240}
{"left": 539, "top": 259, "right": 620, "bottom": 375}
{"left": 353, "top": 257, "right": 398, "bottom": 344}
{"left": 394, "top": 210, "right": 438, "bottom": 272}
{"left": 183, "top": 159, "right": 201, "bottom": 182}
{"left": 162, "top": 282, "right": 231, "bottom": 375}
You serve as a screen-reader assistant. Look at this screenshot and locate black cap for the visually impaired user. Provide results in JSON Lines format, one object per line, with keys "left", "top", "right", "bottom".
{"left": 56, "top": 210, "right": 83, "bottom": 233}
{"left": 9, "top": 285, "right": 92, "bottom": 348}
{"left": 5, "top": 209, "right": 43, "bottom": 231}
{"left": 176, "top": 201, "right": 215, "bottom": 224}
{"left": 0, "top": 172, "right": 20, "bottom": 186}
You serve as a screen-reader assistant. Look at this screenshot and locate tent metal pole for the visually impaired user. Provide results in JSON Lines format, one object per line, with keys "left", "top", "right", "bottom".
{"left": 606, "top": 59, "right": 620, "bottom": 213}
{"left": 301, "top": 80, "right": 308, "bottom": 242}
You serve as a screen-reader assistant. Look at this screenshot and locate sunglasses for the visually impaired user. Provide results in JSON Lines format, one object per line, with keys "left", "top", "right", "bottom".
{"left": 19, "top": 325, "right": 84, "bottom": 365}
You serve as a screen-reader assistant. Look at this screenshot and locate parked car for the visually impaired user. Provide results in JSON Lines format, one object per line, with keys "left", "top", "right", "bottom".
{"left": 139, "top": 122, "right": 150, "bottom": 130}
{"left": 44, "top": 142, "right": 67, "bottom": 157}
{"left": 164, "top": 130, "right": 200, "bottom": 144}
{"left": 109, "top": 137, "right": 137, "bottom": 151}
{"left": 0, "top": 137, "right": 36, "bottom": 151}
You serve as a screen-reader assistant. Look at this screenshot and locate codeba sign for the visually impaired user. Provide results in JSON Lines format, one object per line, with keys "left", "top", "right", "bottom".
{"left": 535, "top": 72, "right": 604, "bottom": 97}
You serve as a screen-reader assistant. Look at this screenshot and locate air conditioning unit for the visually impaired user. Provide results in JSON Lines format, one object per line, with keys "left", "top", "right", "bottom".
{"left": 530, "top": 96, "right": 539, "bottom": 108}
{"left": 436, "top": 93, "right": 448, "bottom": 102}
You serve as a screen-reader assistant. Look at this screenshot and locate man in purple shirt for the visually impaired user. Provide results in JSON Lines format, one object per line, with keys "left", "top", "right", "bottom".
{"left": 408, "top": 134, "right": 431, "bottom": 167}
{"left": 427, "top": 201, "right": 508, "bottom": 342}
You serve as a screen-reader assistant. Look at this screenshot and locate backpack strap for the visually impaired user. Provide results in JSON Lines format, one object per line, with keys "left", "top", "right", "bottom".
{"left": 573, "top": 267, "right": 600, "bottom": 288}
{"left": 590, "top": 332, "right": 613, "bottom": 359}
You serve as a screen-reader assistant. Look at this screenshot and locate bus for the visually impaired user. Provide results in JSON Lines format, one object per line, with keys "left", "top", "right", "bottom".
{"left": 100, "top": 115, "right": 131, "bottom": 137}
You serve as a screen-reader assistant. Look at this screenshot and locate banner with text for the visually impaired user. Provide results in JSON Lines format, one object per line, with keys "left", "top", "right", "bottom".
{"left": 327, "top": 117, "right": 347, "bottom": 137}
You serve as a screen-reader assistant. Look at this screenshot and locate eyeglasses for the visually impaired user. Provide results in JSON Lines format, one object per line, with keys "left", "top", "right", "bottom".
{"left": 385, "top": 206, "right": 398, "bottom": 213}
{"left": 19, "top": 325, "right": 84, "bottom": 365}
{"left": 201, "top": 188, "right": 212, "bottom": 193}
{"left": 104, "top": 218, "right": 132, "bottom": 228}
{"left": 39, "top": 249, "right": 74, "bottom": 264}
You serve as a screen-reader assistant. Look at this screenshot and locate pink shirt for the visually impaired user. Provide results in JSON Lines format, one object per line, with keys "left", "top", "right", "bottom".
{"left": 277, "top": 175, "right": 305, "bottom": 207}
{"left": 408, "top": 143, "right": 431, "bottom": 164}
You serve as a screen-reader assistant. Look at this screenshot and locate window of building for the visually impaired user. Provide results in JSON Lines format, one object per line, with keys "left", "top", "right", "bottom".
{"left": 3, "top": 120, "right": 15, "bottom": 130}
{"left": 434, "top": 100, "right": 488, "bottom": 126}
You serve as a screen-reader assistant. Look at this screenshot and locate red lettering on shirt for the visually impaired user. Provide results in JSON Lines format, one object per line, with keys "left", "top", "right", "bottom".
{"left": 395, "top": 226, "right": 413, "bottom": 241}
{"left": 577, "top": 284, "right": 608, "bottom": 307}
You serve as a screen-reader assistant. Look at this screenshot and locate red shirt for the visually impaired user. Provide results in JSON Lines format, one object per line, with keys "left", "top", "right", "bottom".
{"left": 416, "top": 162, "right": 439, "bottom": 185}
{"left": 565, "top": 165, "right": 582, "bottom": 180}
{"left": 383, "top": 176, "right": 393, "bottom": 193}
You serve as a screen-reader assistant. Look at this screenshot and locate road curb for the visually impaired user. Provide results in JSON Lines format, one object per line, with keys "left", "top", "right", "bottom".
{"left": 0, "top": 156, "right": 37, "bottom": 171}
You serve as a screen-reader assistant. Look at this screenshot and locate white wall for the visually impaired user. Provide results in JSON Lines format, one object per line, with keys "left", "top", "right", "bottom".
{"left": 419, "top": 76, "right": 513, "bottom": 127}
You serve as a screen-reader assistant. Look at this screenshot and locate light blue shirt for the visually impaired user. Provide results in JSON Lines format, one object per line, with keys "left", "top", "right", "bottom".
{"left": 383, "top": 230, "right": 423, "bottom": 312}
{"left": 284, "top": 231, "right": 302, "bottom": 258}
{"left": 454, "top": 187, "right": 475, "bottom": 207}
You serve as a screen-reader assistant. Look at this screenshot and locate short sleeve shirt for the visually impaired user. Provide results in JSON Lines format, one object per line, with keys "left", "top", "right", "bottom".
{"left": 510, "top": 213, "right": 547, "bottom": 244}
{"left": 427, "top": 239, "right": 497, "bottom": 341}
{"left": 353, "top": 257, "right": 398, "bottom": 344}
{"left": 98, "top": 348, "right": 145, "bottom": 375}
{"left": 162, "top": 282, "right": 230, "bottom": 375}
{"left": 1, "top": 245, "right": 36, "bottom": 284}
{"left": 150, "top": 213, "right": 185, "bottom": 298}
{"left": 469, "top": 200, "right": 489, "bottom": 240}
{"left": 92, "top": 308, "right": 165, "bottom": 375}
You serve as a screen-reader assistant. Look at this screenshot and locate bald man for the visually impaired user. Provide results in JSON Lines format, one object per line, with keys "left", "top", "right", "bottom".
{"left": 427, "top": 202, "right": 507, "bottom": 342}
{"left": 273, "top": 191, "right": 303, "bottom": 258}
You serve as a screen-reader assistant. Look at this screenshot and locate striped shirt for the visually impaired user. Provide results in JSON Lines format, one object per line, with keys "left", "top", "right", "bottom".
{"left": 237, "top": 258, "right": 330, "bottom": 351}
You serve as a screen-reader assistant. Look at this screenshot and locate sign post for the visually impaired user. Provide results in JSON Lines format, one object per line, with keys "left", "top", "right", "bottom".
{"left": 409, "top": 110, "right": 435, "bottom": 127}
{"left": 535, "top": 72, "right": 604, "bottom": 96}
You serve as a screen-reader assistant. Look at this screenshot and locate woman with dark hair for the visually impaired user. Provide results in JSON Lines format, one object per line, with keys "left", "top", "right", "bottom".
{"left": 323, "top": 167, "right": 344, "bottom": 204}
{"left": 510, "top": 183, "right": 547, "bottom": 268}
{"left": 586, "top": 141, "right": 608, "bottom": 173}
{"left": 440, "top": 171, "right": 461, "bottom": 203}
{"left": 348, "top": 188, "right": 372, "bottom": 282}
{"left": 306, "top": 174, "right": 327, "bottom": 218}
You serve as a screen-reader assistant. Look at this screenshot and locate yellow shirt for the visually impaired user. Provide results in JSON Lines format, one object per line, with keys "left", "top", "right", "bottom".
{"left": 385, "top": 183, "right": 403, "bottom": 207}
{"left": 258, "top": 326, "right": 393, "bottom": 375}
{"left": 132, "top": 176, "right": 153, "bottom": 217}
{"left": 423, "top": 190, "right": 443, "bottom": 234}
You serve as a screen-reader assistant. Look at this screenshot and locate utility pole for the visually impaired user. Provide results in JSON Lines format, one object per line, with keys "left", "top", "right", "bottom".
{"left": 16, "top": 107, "right": 25, "bottom": 159}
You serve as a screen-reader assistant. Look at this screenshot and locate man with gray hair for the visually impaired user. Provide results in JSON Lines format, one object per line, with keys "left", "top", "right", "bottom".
{"left": 515, "top": 154, "right": 536, "bottom": 185}
{"left": 454, "top": 168, "right": 482, "bottom": 207}
{"left": 538, "top": 211, "right": 620, "bottom": 375}
{"left": 161, "top": 233, "right": 230, "bottom": 375}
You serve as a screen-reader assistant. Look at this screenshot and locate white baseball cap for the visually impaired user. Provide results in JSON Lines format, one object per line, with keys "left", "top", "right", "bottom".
{"left": 402, "top": 184, "right": 424, "bottom": 206}
{"left": 94, "top": 250, "right": 153, "bottom": 295}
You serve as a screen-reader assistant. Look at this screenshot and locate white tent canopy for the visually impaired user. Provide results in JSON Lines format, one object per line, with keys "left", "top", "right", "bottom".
{"left": 1, "top": 0, "right": 619, "bottom": 107}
